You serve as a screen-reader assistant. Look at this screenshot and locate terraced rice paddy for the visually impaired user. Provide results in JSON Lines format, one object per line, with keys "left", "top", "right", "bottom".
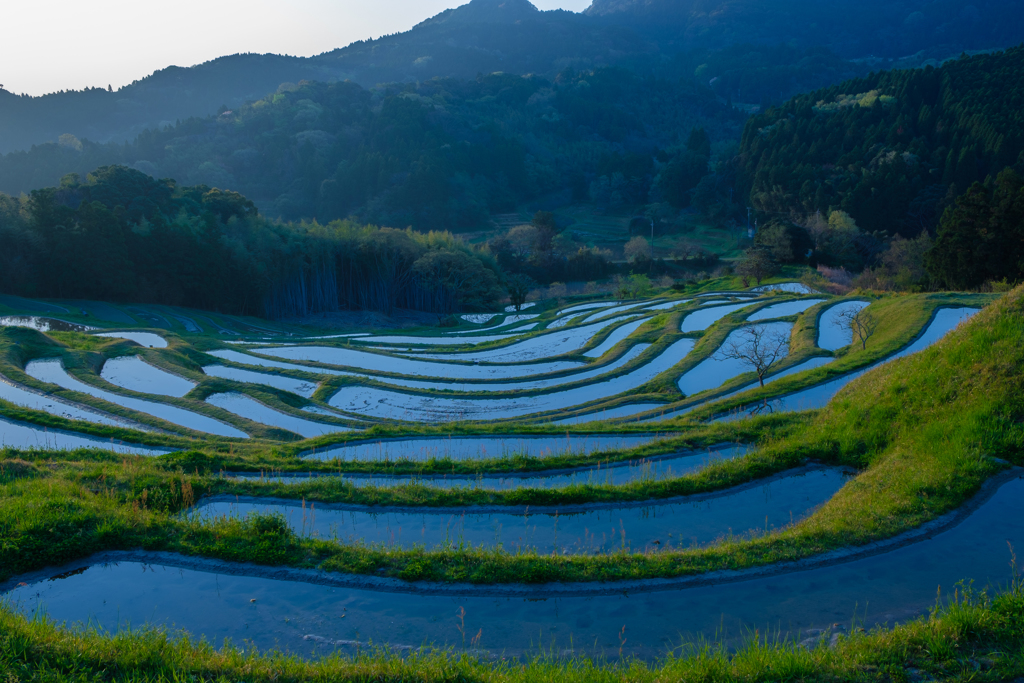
{"left": 0, "top": 283, "right": 1009, "bottom": 666}
{"left": 231, "top": 443, "right": 749, "bottom": 488}
{"left": 718, "top": 307, "right": 981, "bottom": 421}
{"left": 193, "top": 466, "right": 849, "bottom": 553}
{"left": 0, "top": 415, "right": 172, "bottom": 455}
{"left": 25, "top": 359, "right": 248, "bottom": 438}
{"left": 100, "top": 356, "right": 196, "bottom": 397}
{"left": 301, "top": 434, "right": 670, "bottom": 462}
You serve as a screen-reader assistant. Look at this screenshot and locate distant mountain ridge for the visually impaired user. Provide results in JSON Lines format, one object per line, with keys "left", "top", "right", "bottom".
{"left": 1, "top": 0, "right": 1022, "bottom": 154}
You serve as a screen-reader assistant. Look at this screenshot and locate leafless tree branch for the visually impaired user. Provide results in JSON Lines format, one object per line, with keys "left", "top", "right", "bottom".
{"left": 715, "top": 324, "right": 790, "bottom": 387}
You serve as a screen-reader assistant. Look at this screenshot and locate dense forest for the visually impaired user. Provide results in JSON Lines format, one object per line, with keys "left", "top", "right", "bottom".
{"left": 0, "top": 69, "right": 743, "bottom": 231}
{"left": 738, "top": 47, "right": 1024, "bottom": 237}
{"left": 0, "top": 167, "right": 503, "bottom": 319}
{"left": 732, "top": 47, "right": 1024, "bottom": 289}
{"left": 3, "top": 0, "right": 1021, "bottom": 154}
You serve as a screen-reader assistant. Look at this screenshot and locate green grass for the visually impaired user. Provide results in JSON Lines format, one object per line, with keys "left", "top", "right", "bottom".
{"left": 1, "top": 576, "right": 1022, "bottom": 682}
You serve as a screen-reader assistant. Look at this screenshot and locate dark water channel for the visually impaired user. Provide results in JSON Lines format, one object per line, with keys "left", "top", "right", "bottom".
{"left": 194, "top": 466, "right": 847, "bottom": 554}
{"left": 4, "top": 473, "right": 1022, "bottom": 659}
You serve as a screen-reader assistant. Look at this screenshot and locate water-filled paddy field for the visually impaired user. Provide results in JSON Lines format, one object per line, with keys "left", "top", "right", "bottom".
{"left": 300, "top": 434, "right": 672, "bottom": 462}
{"left": 193, "top": 466, "right": 849, "bottom": 553}
{"left": 228, "top": 443, "right": 750, "bottom": 488}
{"left": 5, "top": 472, "right": 1021, "bottom": 658}
{"left": 0, "top": 284, "right": 1011, "bottom": 666}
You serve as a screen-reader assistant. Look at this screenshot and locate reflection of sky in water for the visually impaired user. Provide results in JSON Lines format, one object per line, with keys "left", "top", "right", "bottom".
{"left": 206, "top": 393, "right": 352, "bottom": 438}
{"left": 230, "top": 444, "right": 750, "bottom": 490}
{"left": 101, "top": 356, "right": 195, "bottom": 397}
{"left": 8, "top": 474, "right": 1022, "bottom": 658}
{"left": 0, "top": 376, "right": 153, "bottom": 431}
{"left": 27, "top": 359, "right": 248, "bottom": 439}
{"left": 194, "top": 467, "right": 848, "bottom": 553}
{"left": 302, "top": 433, "right": 671, "bottom": 462}
{"left": 678, "top": 322, "right": 792, "bottom": 397}
{"left": 0, "top": 415, "right": 171, "bottom": 455}
{"left": 817, "top": 301, "right": 871, "bottom": 351}
{"left": 720, "top": 307, "right": 980, "bottom": 421}
{"left": 327, "top": 339, "right": 695, "bottom": 422}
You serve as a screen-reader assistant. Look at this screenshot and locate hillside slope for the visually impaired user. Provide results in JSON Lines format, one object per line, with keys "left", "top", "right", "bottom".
{"left": 3, "top": 0, "right": 1023, "bottom": 155}
{"left": 737, "top": 46, "right": 1024, "bottom": 237}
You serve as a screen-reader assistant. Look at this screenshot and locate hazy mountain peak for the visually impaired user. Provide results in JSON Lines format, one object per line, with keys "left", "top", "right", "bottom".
{"left": 584, "top": 0, "right": 679, "bottom": 16}
{"left": 424, "top": 0, "right": 541, "bottom": 25}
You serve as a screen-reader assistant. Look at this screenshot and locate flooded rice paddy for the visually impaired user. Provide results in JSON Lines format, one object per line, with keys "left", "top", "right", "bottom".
{"left": 248, "top": 348, "right": 584, "bottom": 379}
{"left": 580, "top": 301, "right": 657, "bottom": 323}
{"left": 582, "top": 318, "right": 650, "bottom": 358}
{"left": 205, "top": 393, "right": 352, "bottom": 438}
{"left": 643, "top": 299, "right": 691, "bottom": 311}
{"left": 641, "top": 356, "right": 835, "bottom": 423}
{"left": 746, "top": 299, "right": 826, "bottom": 321}
{"left": 202, "top": 365, "right": 320, "bottom": 397}
{"left": 717, "top": 307, "right": 980, "bottom": 421}
{"left": 10, "top": 472, "right": 1020, "bottom": 659}
{"left": 100, "top": 356, "right": 196, "bottom": 398}
{"left": 192, "top": 467, "right": 848, "bottom": 554}
{"left": 26, "top": 359, "right": 249, "bottom": 439}
{"left": 326, "top": 339, "right": 696, "bottom": 422}
{"left": 411, "top": 315, "right": 643, "bottom": 363}
{"left": 228, "top": 444, "right": 749, "bottom": 489}
{"left": 0, "top": 415, "right": 173, "bottom": 455}
{"left": 376, "top": 345, "right": 650, "bottom": 393}
{"left": 301, "top": 434, "right": 671, "bottom": 462}
{"left": 553, "top": 402, "right": 667, "bottom": 425}
{"left": 677, "top": 323, "right": 792, "bottom": 397}
{"left": 93, "top": 332, "right": 168, "bottom": 348}
{"left": 0, "top": 316, "right": 95, "bottom": 333}
{"left": 817, "top": 301, "right": 872, "bottom": 350}
{"left": 679, "top": 303, "right": 754, "bottom": 333}
{"left": 752, "top": 282, "right": 817, "bottom": 294}
{"left": 0, "top": 376, "right": 154, "bottom": 431}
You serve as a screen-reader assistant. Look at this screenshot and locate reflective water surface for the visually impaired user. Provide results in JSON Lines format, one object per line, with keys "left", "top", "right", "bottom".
{"left": 227, "top": 444, "right": 750, "bottom": 490}
{"left": 301, "top": 434, "right": 674, "bottom": 462}
{"left": 0, "top": 416, "right": 173, "bottom": 455}
{"left": 7, "top": 474, "right": 1021, "bottom": 659}
{"left": 193, "top": 467, "right": 848, "bottom": 554}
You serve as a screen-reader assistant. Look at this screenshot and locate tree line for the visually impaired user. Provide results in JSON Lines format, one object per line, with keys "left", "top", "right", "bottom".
{"left": 731, "top": 46, "right": 1024, "bottom": 288}
{"left": 0, "top": 166, "right": 503, "bottom": 319}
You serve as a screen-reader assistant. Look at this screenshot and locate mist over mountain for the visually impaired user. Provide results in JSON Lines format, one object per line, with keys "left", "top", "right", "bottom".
{"left": 2, "top": 0, "right": 1022, "bottom": 155}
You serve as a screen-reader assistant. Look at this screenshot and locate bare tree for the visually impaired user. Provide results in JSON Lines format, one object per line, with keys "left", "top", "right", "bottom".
{"left": 833, "top": 306, "right": 877, "bottom": 350}
{"left": 715, "top": 324, "right": 790, "bottom": 387}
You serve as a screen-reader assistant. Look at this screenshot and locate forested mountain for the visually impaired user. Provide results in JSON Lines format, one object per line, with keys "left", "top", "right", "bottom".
{"left": 738, "top": 46, "right": 1024, "bottom": 238}
{"left": 586, "top": 0, "right": 1022, "bottom": 59}
{"left": 0, "top": 69, "right": 744, "bottom": 231}
{"left": 0, "top": 167, "right": 503, "bottom": 318}
{"left": 3, "top": 0, "right": 1022, "bottom": 154}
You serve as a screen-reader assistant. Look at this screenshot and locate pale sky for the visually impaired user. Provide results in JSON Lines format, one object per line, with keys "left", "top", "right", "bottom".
{"left": 1, "top": 0, "right": 593, "bottom": 97}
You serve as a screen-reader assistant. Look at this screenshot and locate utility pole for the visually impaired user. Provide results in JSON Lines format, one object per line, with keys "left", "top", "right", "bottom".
{"left": 650, "top": 219, "right": 655, "bottom": 261}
